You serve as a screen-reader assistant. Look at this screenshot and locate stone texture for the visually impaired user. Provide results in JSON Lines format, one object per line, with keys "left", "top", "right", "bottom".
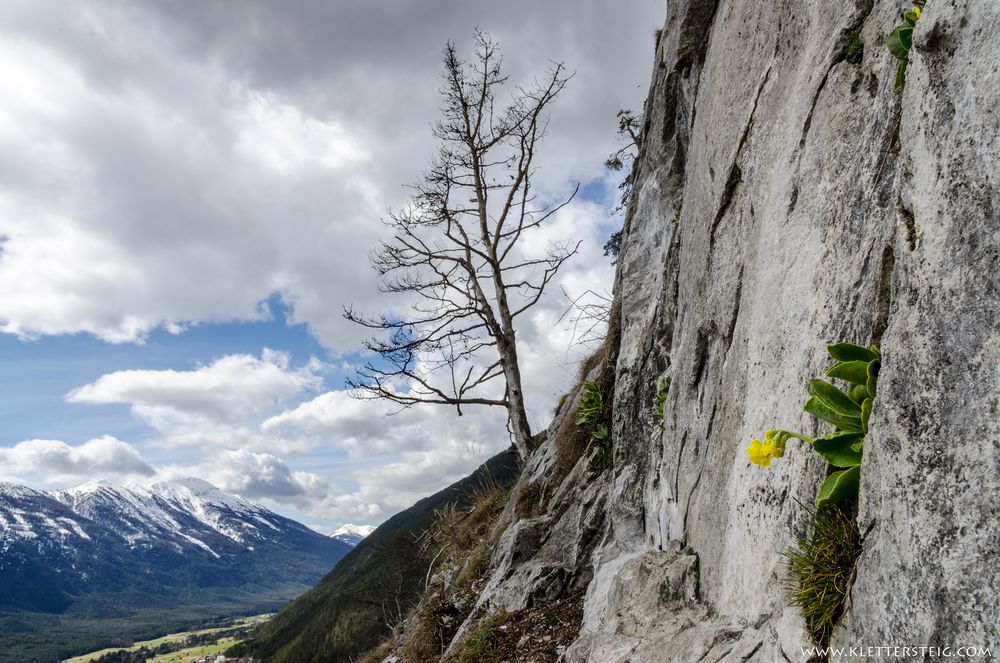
{"left": 578, "top": 0, "right": 998, "bottom": 657}
{"left": 835, "top": 0, "right": 1000, "bottom": 651}
{"left": 468, "top": 374, "right": 612, "bottom": 617}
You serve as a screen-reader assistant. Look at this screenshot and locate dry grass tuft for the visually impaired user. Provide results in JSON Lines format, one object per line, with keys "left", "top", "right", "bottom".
{"left": 784, "top": 504, "right": 862, "bottom": 645}
{"left": 356, "top": 640, "right": 393, "bottom": 663}
{"left": 514, "top": 481, "right": 545, "bottom": 520}
{"left": 392, "top": 477, "right": 512, "bottom": 662}
{"left": 444, "top": 593, "right": 584, "bottom": 663}
{"left": 552, "top": 299, "right": 622, "bottom": 478}
{"left": 449, "top": 611, "right": 512, "bottom": 663}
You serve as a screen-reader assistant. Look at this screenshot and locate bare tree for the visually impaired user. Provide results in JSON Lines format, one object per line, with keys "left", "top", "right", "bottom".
{"left": 345, "top": 32, "right": 577, "bottom": 460}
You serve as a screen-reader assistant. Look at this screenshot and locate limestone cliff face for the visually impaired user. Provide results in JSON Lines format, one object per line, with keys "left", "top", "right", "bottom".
{"left": 464, "top": 0, "right": 999, "bottom": 660}
{"left": 380, "top": 1, "right": 999, "bottom": 661}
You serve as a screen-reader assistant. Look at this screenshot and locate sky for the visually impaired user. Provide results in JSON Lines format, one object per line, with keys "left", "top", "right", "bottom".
{"left": 0, "top": 0, "right": 664, "bottom": 533}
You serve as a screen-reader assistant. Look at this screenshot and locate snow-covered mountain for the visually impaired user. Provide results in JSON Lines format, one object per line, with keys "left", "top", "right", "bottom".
{"left": 330, "top": 523, "right": 376, "bottom": 546}
{"left": 53, "top": 478, "right": 295, "bottom": 551}
{"left": 0, "top": 478, "right": 351, "bottom": 613}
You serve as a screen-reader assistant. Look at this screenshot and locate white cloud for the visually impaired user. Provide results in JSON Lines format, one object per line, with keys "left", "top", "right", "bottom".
{"left": 0, "top": 0, "right": 662, "bottom": 524}
{"left": 47, "top": 353, "right": 511, "bottom": 519}
{"left": 0, "top": 436, "right": 154, "bottom": 485}
{"left": 343, "top": 445, "right": 500, "bottom": 514}
{"left": 165, "top": 448, "right": 330, "bottom": 503}
{"left": 264, "top": 390, "right": 508, "bottom": 455}
{"left": 67, "top": 349, "right": 323, "bottom": 451}
{"left": 236, "top": 93, "right": 368, "bottom": 173}
{"left": 162, "top": 447, "right": 381, "bottom": 520}
{"left": 0, "top": 432, "right": 498, "bottom": 522}
{"left": 0, "top": 0, "right": 659, "bottom": 349}
{"left": 235, "top": 443, "right": 498, "bottom": 520}
{"left": 68, "top": 348, "right": 320, "bottom": 418}
{"left": 257, "top": 392, "right": 515, "bottom": 518}
{"left": 0, "top": 27, "right": 386, "bottom": 347}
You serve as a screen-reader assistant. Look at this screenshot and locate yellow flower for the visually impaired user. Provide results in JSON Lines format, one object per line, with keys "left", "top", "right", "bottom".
{"left": 747, "top": 439, "right": 771, "bottom": 466}
{"left": 913, "top": 6, "right": 921, "bottom": 18}
{"left": 747, "top": 431, "right": 783, "bottom": 467}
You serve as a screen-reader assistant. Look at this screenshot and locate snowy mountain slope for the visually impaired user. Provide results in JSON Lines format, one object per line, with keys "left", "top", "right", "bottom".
{"left": 52, "top": 479, "right": 299, "bottom": 550}
{"left": 330, "top": 523, "right": 376, "bottom": 546}
{"left": 0, "top": 479, "right": 351, "bottom": 613}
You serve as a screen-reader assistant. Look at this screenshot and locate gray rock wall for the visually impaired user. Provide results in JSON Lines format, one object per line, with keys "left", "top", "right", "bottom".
{"left": 471, "top": 0, "right": 999, "bottom": 661}
{"left": 837, "top": 0, "right": 1000, "bottom": 650}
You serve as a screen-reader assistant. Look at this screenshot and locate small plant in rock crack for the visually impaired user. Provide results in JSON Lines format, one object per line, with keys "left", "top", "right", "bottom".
{"left": 887, "top": 0, "right": 926, "bottom": 91}
{"left": 784, "top": 502, "right": 862, "bottom": 644}
{"left": 843, "top": 29, "right": 864, "bottom": 65}
{"left": 576, "top": 381, "right": 609, "bottom": 440}
{"left": 653, "top": 376, "right": 671, "bottom": 421}
{"left": 745, "top": 342, "right": 881, "bottom": 507}
{"left": 577, "top": 380, "right": 612, "bottom": 473}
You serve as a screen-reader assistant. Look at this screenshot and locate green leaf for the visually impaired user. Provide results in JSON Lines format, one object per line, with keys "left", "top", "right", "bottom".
{"left": 827, "top": 343, "right": 879, "bottom": 363}
{"left": 592, "top": 423, "right": 609, "bottom": 440}
{"left": 826, "top": 360, "right": 871, "bottom": 385}
{"left": 887, "top": 26, "right": 911, "bottom": 60}
{"left": 653, "top": 377, "right": 671, "bottom": 420}
{"left": 576, "top": 381, "right": 605, "bottom": 428}
{"left": 804, "top": 397, "right": 864, "bottom": 432}
{"left": 808, "top": 379, "right": 862, "bottom": 416}
{"left": 851, "top": 439, "right": 864, "bottom": 452}
{"left": 861, "top": 397, "right": 873, "bottom": 433}
{"left": 849, "top": 384, "right": 871, "bottom": 404}
{"left": 866, "top": 360, "right": 880, "bottom": 398}
{"left": 894, "top": 59, "right": 908, "bottom": 91}
{"left": 813, "top": 431, "right": 864, "bottom": 467}
{"left": 816, "top": 466, "right": 861, "bottom": 507}
{"left": 900, "top": 25, "right": 913, "bottom": 50}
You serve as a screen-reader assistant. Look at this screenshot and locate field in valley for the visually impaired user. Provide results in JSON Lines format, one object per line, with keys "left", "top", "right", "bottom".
{"left": 61, "top": 614, "right": 270, "bottom": 663}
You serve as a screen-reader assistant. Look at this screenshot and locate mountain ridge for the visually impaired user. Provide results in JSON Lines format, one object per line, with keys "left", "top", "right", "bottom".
{"left": 0, "top": 477, "right": 350, "bottom": 614}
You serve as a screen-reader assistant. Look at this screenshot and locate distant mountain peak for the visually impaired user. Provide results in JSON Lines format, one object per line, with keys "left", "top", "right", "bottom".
{"left": 332, "top": 523, "right": 376, "bottom": 537}
{"left": 0, "top": 482, "right": 42, "bottom": 498}
{"left": 65, "top": 478, "right": 118, "bottom": 494}
{"left": 331, "top": 523, "right": 376, "bottom": 546}
{"left": 0, "top": 478, "right": 352, "bottom": 616}
{"left": 149, "top": 477, "right": 252, "bottom": 512}
{"left": 157, "top": 476, "right": 222, "bottom": 494}
{"left": 168, "top": 476, "right": 216, "bottom": 488}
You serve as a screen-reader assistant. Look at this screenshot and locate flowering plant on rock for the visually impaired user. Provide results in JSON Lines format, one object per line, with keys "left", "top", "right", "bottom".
{"left": 746, "top": 342, "right": 880, "bottom": 507}
{"left": 887, "top": 0, "right": 926, "bottom": 91}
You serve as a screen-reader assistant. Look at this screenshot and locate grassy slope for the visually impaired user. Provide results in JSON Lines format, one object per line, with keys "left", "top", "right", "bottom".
{"left": 232, "top": 448, "right": 520, "bottom": 663}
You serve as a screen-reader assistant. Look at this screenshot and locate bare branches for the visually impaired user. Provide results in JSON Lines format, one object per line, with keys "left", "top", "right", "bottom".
{"left": 603, "top": 108, "right": 643, "bottom": 262}
{"left": 345, "top": 32, "right": 576, "bottom": 459}
{"left": 557, "top": 287, "right": 613, "bottom": 348}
